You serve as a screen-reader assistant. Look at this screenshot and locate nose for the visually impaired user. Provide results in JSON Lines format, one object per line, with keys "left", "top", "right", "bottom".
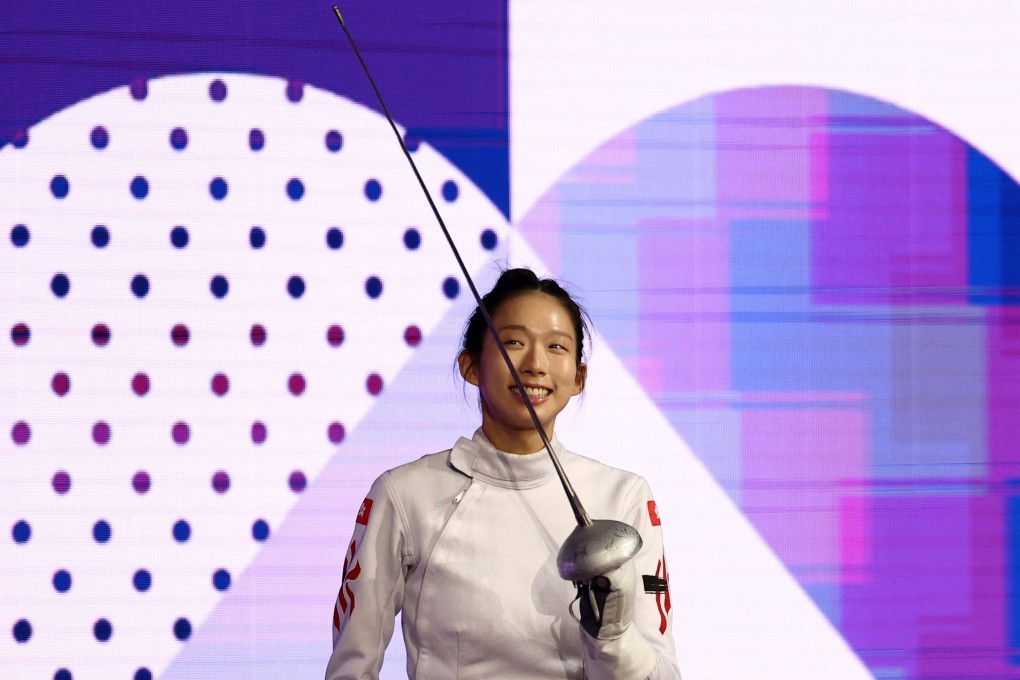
{"left": 519, "top": 345, "right": 548, "bottom": 375}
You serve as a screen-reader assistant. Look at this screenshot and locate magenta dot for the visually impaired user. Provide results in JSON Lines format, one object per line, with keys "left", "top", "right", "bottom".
{"left": 251, "top": 421, "right": 267, "bottom": 444}
{"left": 289, "top": 471, "right": 307, "bottom": 493}
{"left": 92, "top": 324, "right": 111, "bottom": 347}
{"left": 288, "top": 373, "right": 306, "bottom": 396}
{"left": 212, "top": 471, "right": 230, "bottom": 494}
{"left": 132, "top": 471, "right": 151, "bottom": 494}
{"left": 211, "top": 373, "right": 229, "bottom": 396}
{"left": 171, "top": 324, "right": 190, "bottom": 347}
{"left": 326, "top": 325, "right": 344, "bottom": 347}
{"left": 52, "top": 372, "right": 71, "bottom": 396}
{"left": 12, "top": 323, "right": 30, "bottom": 347}
{"left": 327, "top": 422, "right": 345, "bottom": 445}
{"left": 172, "top": 422, "right": 190, "bottom": 445}
{"left": 404, "top": 325, "right": 422, "bottom": 347}
{"left": 52, "top": 471, "right": 71, "bottom": 494}
{"left": 12, "top": 421, "right": 30, "bottom": 445}
{"left": 92, "top": 421, "right": 111, "bottom": 445}
{"left": 367, "top": 373, "right": 383, "bottom": 396}
{"left": 250, "top": 324, "right": 266, "bottom": 347}
{"left": 132, "top": 373, "right": 150, "bottom": 396}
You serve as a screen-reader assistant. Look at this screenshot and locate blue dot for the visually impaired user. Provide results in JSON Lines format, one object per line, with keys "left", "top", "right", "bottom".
{"left": 364, "top": 179, "right": 382, "bottom": 201}
{"left": 12, "top": 131, "right": 29, "bottom": 149}
{"left": 250, "top": 227, "right": 266, "bottom": 249}
{"left": 91, "top": 126, "right": 109, "bottom": 149}
{"left": 209, "top": 79, "right": 227, "bottom": 102}
{"left": 131, "top": 274, "right": 150, "bottom": 298}
{"left": 212, "top": 569, "right": 231, "bottom": 591}
{"left": 287, "top": 276, "right": 305, "bottom": 299}
{"left": 12, "top": 520, "right": 30, "bottom": 543}
{"left": 134, "top": 670, "right": 152, "bottom": 680}
{"left": 365, "top": 276, "right": 383, "bottom": 299}
{"left": 249, "top": 129, "right": 265, "bottom": 151}
{"left": 11, "top": 224, "right": 30, "bottom": 247}
{"left": 173, "top": 520, "right": 191, "bottom": 542}
{"left": 170, "top": 127, "right": 188, "bottom": 150}
{"left": 170, "top": 226, "right": 189, "bottom": 248}
{"left": 210, "top": 275, "right": 229, "bottom": 299}
{"left": 441, "top": 180, "right": 458, "bottom": 202}
{"left": 403, "top": 228, "right": 421, "bottom": 250}
{"left": 325, "top": 130, "right": 343, "bottom": 152}
{"left": 51, "top": 273, "right": 70, "bottom": 298}
{"left": 91, "top": 225, "right": 110, "bottom": 248}
{"left": 55, "top": 670, "right": 72, "bottom": 680}
{"left": 210, "top": 177, "right": 228, "bottom": 200}
{"left": 404, "top": 132, "right": 421, "bottom": 152}
{"left": 442, "top": 277, "right": 460, "bottom": 299}
{"left": 173, "top": 618, "right": 192, "bottom": 641}
{"left": 252, "top": 519, "right": 270, "bottom": 541}
{"left": 93, "top": 520, "right": 111, "bottom": 543}
{"left": 481, "top": 229, "right": 498, "bottom": 250}
{"left": 93, "top": 618, "right": 112, "bottom": 642}
{"left": 286, "top": 178, "right": 304, "bottom": 201}
{"left": 130, "top": 176, "right": 149, "bottom": 199}
{"left": 133, "top": 569, "right": 151, "bottom": 592}
{"left": 13, "top": 619, "right": 31, "bottom": 643}
{"left": 326, "top": 227, "right": 343, "bottom": 250}
{"left": 51, "top": 175, "right": 69, "bottom": 199}
{"left": 53, "top": 570, "right": 72, "bottom": 593}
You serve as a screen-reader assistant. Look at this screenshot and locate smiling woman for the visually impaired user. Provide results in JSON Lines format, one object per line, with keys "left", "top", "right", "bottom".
{"left": 326, "top": 268, "right": 682, "bottom": 680}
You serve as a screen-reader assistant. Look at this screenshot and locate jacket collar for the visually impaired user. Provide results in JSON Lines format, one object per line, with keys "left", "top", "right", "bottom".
{"left": 449, "top": 428, "right": 559, "bottom": 489}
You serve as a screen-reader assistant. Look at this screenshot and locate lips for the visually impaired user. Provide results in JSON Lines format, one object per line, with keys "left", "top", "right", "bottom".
{"left": 510, "top": 385, "right": 551, "bottom": 403}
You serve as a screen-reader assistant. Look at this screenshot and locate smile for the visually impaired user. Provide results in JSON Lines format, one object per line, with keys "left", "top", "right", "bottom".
{"left": 510, "top": 385, "right": 550, "bottom": 398}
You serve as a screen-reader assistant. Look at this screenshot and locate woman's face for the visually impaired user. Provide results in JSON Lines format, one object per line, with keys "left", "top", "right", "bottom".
{"left": 459, "top": 292, "right": 587, "bottom": 454}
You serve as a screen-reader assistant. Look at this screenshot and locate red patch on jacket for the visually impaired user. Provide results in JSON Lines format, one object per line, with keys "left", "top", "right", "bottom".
{"left": 356, "top": 498, "right": 373, "bottom": 526}
{"left": 648, "top": 500, "right": 661, "bottom": 526}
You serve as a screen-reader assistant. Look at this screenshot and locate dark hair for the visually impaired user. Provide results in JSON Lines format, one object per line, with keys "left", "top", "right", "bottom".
{"left": 460, "top": 268, "right": 591, "bottom": 367}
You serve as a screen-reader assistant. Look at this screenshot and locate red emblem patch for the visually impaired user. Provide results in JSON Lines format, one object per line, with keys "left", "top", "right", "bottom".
{"left": 648, "top": 500, "right": 661, "bottom": 526}
{"left": 356, "top": 498, "right": 373, "bottom": 526}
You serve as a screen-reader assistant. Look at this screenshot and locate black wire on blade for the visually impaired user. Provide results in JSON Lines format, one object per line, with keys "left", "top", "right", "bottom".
{"left": 332, "top": 5, "right": 591, "bottom": 528}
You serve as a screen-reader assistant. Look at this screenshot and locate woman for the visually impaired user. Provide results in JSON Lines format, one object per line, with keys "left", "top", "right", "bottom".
{"left": 326, "top": 268, "right": 681, "bottom": 679}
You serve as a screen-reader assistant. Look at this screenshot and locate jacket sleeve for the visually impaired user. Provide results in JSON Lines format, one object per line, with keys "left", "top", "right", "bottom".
{"left": 580, "top": 477, "right": 682, "bottom": 680}
{"left": 326, "top": 472, "right": 413, "bottom": 680}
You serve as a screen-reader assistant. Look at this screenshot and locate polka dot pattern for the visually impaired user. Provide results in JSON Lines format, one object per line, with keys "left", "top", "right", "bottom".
{"left": 0, "top": 72, "right": 509, "bottom": 674}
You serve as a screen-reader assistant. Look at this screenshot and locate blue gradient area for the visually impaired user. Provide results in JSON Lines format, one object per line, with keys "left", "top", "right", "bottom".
{"left": 968, "top": 148, "right": 1020, "bottom": 305}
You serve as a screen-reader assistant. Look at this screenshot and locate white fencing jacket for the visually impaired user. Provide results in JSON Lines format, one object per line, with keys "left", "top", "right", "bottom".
{"left": 326, "top": 429, "right": 681, "bottom": 679}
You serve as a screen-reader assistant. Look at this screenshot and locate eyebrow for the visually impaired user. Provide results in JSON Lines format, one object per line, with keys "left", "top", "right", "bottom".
{"left": 498, "top": 324, "right": 574, "bottom": 340}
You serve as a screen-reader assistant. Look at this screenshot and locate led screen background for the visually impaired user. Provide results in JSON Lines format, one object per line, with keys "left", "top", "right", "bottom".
{"left": 3, "top": 2, "right": 1020, "bottom": 679}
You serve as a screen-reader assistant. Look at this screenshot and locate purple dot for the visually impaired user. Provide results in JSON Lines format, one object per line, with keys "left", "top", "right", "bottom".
{"left": 404, "top": 325, "right": 422, "bottom": 347}
{"left": 251, "top": 421, "right": 267, "bottom": 444}
{"left": 212, "top": 471, "right": 230, "bottom": 494}
{"left": 132, "top": 373, "right": 150, "bottom": 396}
{"left": 92, "top": 421, "right": 111, "bottom": 445}
{"left": 367, "top": 373, "right": 383, "bottom": 396}
{"left": 170, "top": 127, "right": 188, "bottom": 150}
{"left": 209, "top": 79, "right": 227, "bottom": 102}
{"left": 91, "top": 126, "right": 109, "bottom": 149}
{"left": 286, "top": 79, "right": 304, "bottom": 102}
{"left": 52, "top": 372, "right": 70, "bottom": 396}
{"left": 130, "top": 79, "right": 148, "bottom": 101}
{"left": 289, "top": 471, "right": 307, "bottom": 493}
{"left": 132, "top": 471, "right": 151, "bottom": 494}
{"left": 250, "top": 324, "right": 266, "bottom": 347}
{"left": 12, "top": 129, "right": 29, "bottom": 148}
{"left": 327, "top": 325, "right": 344, "bottom": 347}
{"left": 249, "top": 129, "right": 265, "bottom": 151}
{"left": 52, "top": 471, "right": 71, "bottom": 494}
{"left": 91, "top": 324, "right": 111, "bottom": 347}
{"left": 288, "top": 373, "right": 306, "bottom": 396}
{"left": 12, "top": 323, "right": 30, "bottom": 347}
{"left": 12, "top": 422, "right": 30, "bottom": 446}
{"left": 328, "top": 422, "right": 345, "bottom": 445}
{"left": 171, "top": 324, "right": 190, "bottom": 347}
{"left": 172, "top": 422, "right": 190, "bottom": 445}
{"left": 211, "top": 373, "right": 229, "bottom": 396}
{"left": 325, "top": 130, "right": 343, "bottom": 152}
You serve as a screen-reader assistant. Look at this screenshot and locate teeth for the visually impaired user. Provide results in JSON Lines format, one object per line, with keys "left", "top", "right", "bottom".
{"left": 511, "top": 386, "right": 550, "bottom": 398}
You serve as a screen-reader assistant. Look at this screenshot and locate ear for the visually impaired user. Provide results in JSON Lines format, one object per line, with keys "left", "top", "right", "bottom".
{"left": 458, "top": 351, "right": 480, "bottom": 387}
{"left": 573, "top": 362, "right": 587, "bottom": 396}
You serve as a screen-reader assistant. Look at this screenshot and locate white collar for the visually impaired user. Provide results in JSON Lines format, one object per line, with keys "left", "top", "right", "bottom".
{"left": 448, "top": 428, "right": 560, "bottom": 489}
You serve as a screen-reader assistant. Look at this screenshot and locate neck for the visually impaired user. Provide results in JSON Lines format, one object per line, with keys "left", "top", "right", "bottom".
{"left": 480, "top": 422, "right": 552, "bottom": 455}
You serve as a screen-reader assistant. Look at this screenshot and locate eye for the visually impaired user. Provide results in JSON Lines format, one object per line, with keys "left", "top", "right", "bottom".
{"left": 503, "top": 338, "right": 522, "bottom": 347}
